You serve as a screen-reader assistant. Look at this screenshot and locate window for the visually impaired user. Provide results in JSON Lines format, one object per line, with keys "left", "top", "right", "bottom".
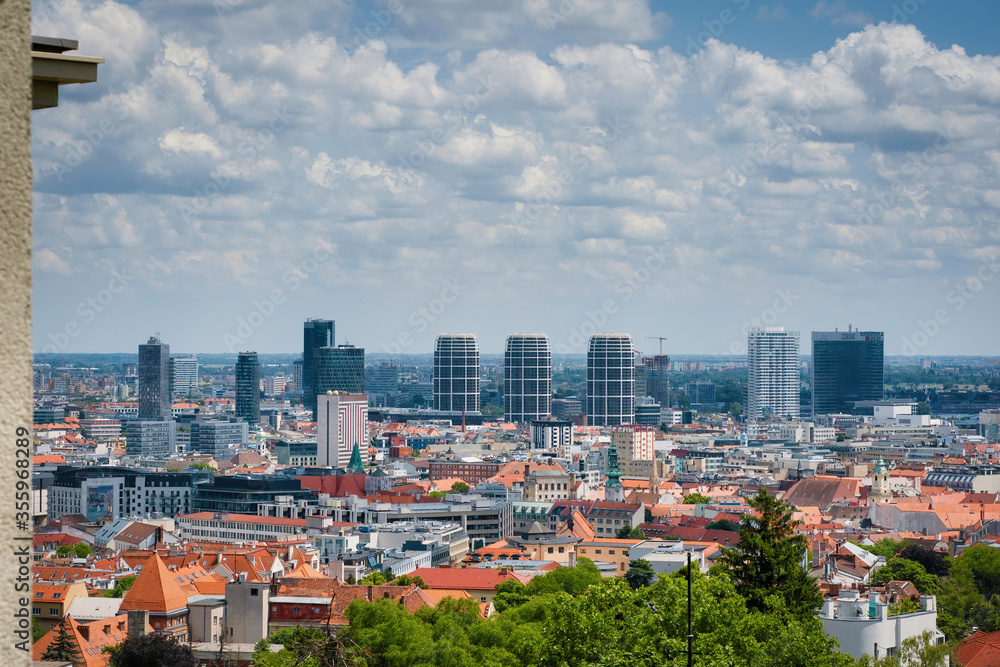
{"left": 50, "top": 608, "right": 59, "bottom": 615}
{"left": 251, "top": 588, "right": 259, "bottom": 596}
{"left": 595, "top": 550, "right": 602, "bottom": 554}
{"left": 480, "top": 597, "right": 487, "bottom": 603}
{"left": 558, "top": 547, "right": 564, "bottom": 553}
{"left": 547, "top": 547, "right": 554, "bottom": 554}
{"left": 32, "top": 607, "right": 40, "bottom": 615}
{"left": 609, "top": 550, "right": 615, "bottom": 555}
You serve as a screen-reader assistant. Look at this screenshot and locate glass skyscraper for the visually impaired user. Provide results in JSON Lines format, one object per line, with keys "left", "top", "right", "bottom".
{"left": 504, "top": 333, "right": 551, "bottom": 422}
{"left": 433, "top": 334, "right": 480, "bottom": 412}
{"left": 235, "top": 351, "right": 261, "bottom": 424}
{"left": 811, "top": 330, "right": 884, "bottom": 415}
{"left": 303, "top": 319, "right": 335, "bottom": 414}
{"left": 314, "top": 345, "right": 365, "bottom": 396}
{"left": 138, "top": 334, "right": 170, "bottom": 419}
{"left": 587, "top": 334, "right": 635, "bottom": 426}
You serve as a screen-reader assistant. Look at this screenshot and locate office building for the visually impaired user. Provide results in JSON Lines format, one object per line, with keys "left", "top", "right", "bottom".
{"left": 529, "top": 418, "right": 572, "bottom": 452}
{"left": 191, "top": 475, "right": 313, "bottom": 515}
{"left": 504, "top": 333, "right": 552, "bottom": 422}
{"left": 47, "top": 466, "right": 201, "bottom": 521}
{"left": 587, "top": 334, "right": 635, "bottom": 426}
{"left": 170, "top": 354, "right": 198, "bottom": 396}
{"left": 189, "top": 418, "right": 249, "bottom": 459}
{"left": 316, "top": 392, "right": 368, "bottom": 468}
{"left": 303, "top": 319, "right": 335, "bottom": 415}
{"left": 291, "top": 358, "right": 303, "bottom": 392}
{"left": 235, "top": 351, "right": 261, "bottom": 424}
{"left": 687, "top": 381, "right": 716, "bottom": 406}
{"left": 433, "top": 334, "right": 480, "bottom": 412}
{"left": 811, "top": 330, "right": 884, "bottom": 415}
{"left": 643, "top": 355, "right": 671, "bottom": 407}
{"left": 747, "top": 327, "right": 800, "bottom": 420}
{"left": 314, "top": 344, "right": 365, "bottom": 396}
{"left": 138, "top": 334, "right": 170, "bottom": 419}
{"left": 124, "top": 419, "right": 175, "bottom": 458}
{"left": 365, "top": 363, "right": 399, "bottom": 394}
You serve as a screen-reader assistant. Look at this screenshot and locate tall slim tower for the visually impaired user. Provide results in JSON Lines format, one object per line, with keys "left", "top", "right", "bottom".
{"left": 747, "top": 327, "right": 800, "bottom": 421}
{"left": 811, "top": 330, "right": 884, "bottom": 415}
{"left": 314, "top": 345, "right": 365, "bottom": 395}
{"left": 433, "top": 334, "right": 480, "bottom": 412}
{"left": 171, "top": 355, "right": 198, "bottom": 396}
{"left": 138, "top": 335, "right": 170, "bottom": 419}
{"left": 303, "top": 319, "right": 335, "bottom": 415}
{"left": 587, "top": 334, "right": 635, "bottom": 426}
{"left": 235, "top": 351, "right": 261, "bottom": 425}
{"left": 504, "top": 333, "right": 551, "bottom": 422}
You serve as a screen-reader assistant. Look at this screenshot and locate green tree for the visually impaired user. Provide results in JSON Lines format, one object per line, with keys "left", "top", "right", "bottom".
{"left": 391, "top": 574, "right": 428, "bottom": 589}
{"left": 715, "top": 488, "right": 822, "bottom": 621}
{"left": 492, "top": 578, "right": 530, "bottom": 613}
{"left": 706, "top": 519, "right": 739, "bottom": 532}
{"left": 41, "top": 618, "right": 83, "bottom": 666}
{"left": 625, "top": 559, "right": 656, "bottom": 589}
{"left": 526, "top": 558, "right": 603, "bottom": 597}
{"left": 870, "top": 558, "right": 940, "bottom": 595}
{"left": 449, "top": 481, "right": 470, "bottom": 494}
{"left": 729, "top": 401, "right": 743, "bottom": 419}
{"left": 644, "top": 507, "right": 654, "bottom": 523}
{"left": 916, "top": 401, "right": 933, "bottom": 415}
{"left": 110, "top": 632, "right": 198, "bottom": 667}
{"left": 616, "top": 525, "right": 647, "bottom": 539}
{"left": 73, "top": 542, "right": 92, "bottom": 558}
{"left": 32, "top": 617, "right": 46, "bottom": 644}
{"left": 897, "top": 544, "right": 950, "bottom": 577}
{"left": 858, "top": 538, "right": 910, "bottom": 559}
{"left": 682, "top": 493, "right": 711, "bottom": 504}
{"left": 106, "top": 575, "right": 136, "bottom": 598}
{"left": 358, "top": 570, "right": 388, "bottom": 586}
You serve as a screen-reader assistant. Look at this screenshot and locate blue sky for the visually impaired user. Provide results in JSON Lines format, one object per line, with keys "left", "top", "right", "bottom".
{"left": 31, "top": 0, "right": 1000, "bottom": 356}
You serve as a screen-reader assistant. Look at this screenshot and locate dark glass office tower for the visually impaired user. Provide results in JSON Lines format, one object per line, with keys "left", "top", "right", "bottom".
{"left": 138, "top": 334, "right": 170, "bottom": 418}
{"left": 314, "top": 345, "right": 365, "bottom": 395}
{"left": 303, "top": 319, "right": 335, "bottom": 415}
{"left": 811, "top": 330, "right": 884, "bottom": 415}
{"left": 235, "top": 351, "right": 261, "bottom": 424}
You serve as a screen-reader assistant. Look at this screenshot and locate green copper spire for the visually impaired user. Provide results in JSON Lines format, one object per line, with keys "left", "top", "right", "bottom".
{"left": 348, "top": 441, "right": 364, "bottom": 471}
{"left": 873, "top": 455, "right": 888, "bottom": 475}
{"left": 606, "top": 442, "right": 622, "bottom": 488}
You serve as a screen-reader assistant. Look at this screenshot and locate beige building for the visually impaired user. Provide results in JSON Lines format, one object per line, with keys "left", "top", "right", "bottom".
{"left": 522, "top": 469, "right": 573, "bottom": 502}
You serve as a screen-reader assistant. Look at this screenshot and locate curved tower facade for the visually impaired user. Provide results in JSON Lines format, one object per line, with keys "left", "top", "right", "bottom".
{"left": 504, "top": 333, "right": 552, "bottom": 423}
{"left": 433, "top": 334, "right": 480, "bottom": 412}
{"left": 586, "top": 334, "right": 635, "bottom": 426}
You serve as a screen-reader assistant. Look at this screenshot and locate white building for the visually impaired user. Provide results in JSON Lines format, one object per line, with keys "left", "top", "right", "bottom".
{"left": 316, "top": 391, "right": 368, "bottom": 468}
{"left": 747, "top": 327, "right": 800, "bottom": 420}
{"left": 433, "top": 334, "right": 480, "bottom": 412}
{"left": 177, "top": 512, "right": 308, "bottom": 544}
{"left": 820, "top": 591, "right": 945, "bottom": 661}
{"left": 171, "top": 355, "right": 199, "bottom": 396}
{"left": 530, "top": 419, "right": 572, "bottom": 452}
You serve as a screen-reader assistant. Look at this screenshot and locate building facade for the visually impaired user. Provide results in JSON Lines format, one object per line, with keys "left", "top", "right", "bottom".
{"left": 138, "top": 335, "right": 170, "bottom": 419}
{"left": 812, "top": 330, "right": 884, "bottom": 416}
{"left": 433, "top": 334, "right": 480, "bottom": 412}
{"left": 747, "top": 327, "right": 800, "bottom": 420}
{"left": 316, "top": 392, "right": 368, "bottom": 468}
{"left": 189, "top": 419, "right": 249, "bottom": 459}
{"left": 587, "top": 334, "right": 635, "bottom": 426}
{"left": 303, "top": 319, "right": 335, "bottom": 415}
{"left": 124, "top": 418, "right": 175, "bottom": 457}
{"left": 530, "top": 418, "right": 573, "bottom": 452}
{"left": 47, "top": 466, "right": 201, "bottom": 521}
{"left": 235, "top": 351, "right": 261, "bottom": 425}
{"left": 504, "top": 333, "right": 552, "bottom": 422}
{"left": 314, "top": 345, "right": 365, "bottom": 396}
{"left": 170, "top": 354, "right": 199, "bottom": 396}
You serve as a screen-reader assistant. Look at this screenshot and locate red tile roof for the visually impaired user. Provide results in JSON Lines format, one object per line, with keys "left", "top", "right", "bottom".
{"left": 119, "top": 553, "right": 190, "bottom": 614}
{"left": 409, "top": 567, "right": 530, "bottom": 591}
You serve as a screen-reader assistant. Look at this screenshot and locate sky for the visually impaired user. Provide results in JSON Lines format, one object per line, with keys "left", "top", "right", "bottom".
{"left": 31, "top": 0, "right": 1000, "bottom": 358}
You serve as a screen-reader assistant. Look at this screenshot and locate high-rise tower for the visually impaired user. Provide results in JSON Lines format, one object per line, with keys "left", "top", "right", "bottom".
{"left": 811, "top": 330, "right": 884, "bottom": 415}
{"left": 314, "top": 345, "right": 365, "bottom": 395}
{"left": 138, "top": 334, "right": 170, "bottom": 419}
{"left": 303, "top": 319, "right": 335, "bottom": 415}
{"left": 504, "top": 333, "right": 551, "bottom": 422}
{"left": 433, "top": 334, "right": 480, "bottom": 412}
{"left": 235, "top": 351, "right": 261, "bottom": 424}
{"left": 747, "top": 327, "right": 800, "bottom": 420}
{"left": 587, "top": 334, "right": 635, "bottom": 426}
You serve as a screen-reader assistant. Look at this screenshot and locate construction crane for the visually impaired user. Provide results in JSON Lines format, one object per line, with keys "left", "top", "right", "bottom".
{"left": 646, "top": 336, "right": 668, "bottom": 355}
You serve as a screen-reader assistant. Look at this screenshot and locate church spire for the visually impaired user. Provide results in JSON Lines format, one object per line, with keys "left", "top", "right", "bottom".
{"left": 348, "top": 441, "right": 364, "bottom": 472}
{"left": 606, "top": 442, "right": 624, "bottom": 502}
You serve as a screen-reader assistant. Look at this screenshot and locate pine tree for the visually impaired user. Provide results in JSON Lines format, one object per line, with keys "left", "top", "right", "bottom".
{"left": 716, "top": 487, "right": 822, "bottom": 620}
{"left": 41, "top": 618, "right": 84, "bottom": 666}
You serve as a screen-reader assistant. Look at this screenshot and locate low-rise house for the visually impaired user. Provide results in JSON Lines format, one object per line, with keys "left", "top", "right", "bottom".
{"left": 819, "top": 589, "right": 945, "bottom": 661}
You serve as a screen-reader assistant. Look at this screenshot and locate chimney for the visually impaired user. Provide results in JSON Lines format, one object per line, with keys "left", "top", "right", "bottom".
{"left": 77, "top": 624, "right": 89, "bottom": 642}
{"left": 127, "top": 610, "right": 148, "bottom": 641}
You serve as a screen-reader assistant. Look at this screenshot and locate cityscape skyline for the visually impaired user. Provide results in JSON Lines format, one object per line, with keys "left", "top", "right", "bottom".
{"left": 30, "top": 2, "right": 1000, "bottom": 358}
